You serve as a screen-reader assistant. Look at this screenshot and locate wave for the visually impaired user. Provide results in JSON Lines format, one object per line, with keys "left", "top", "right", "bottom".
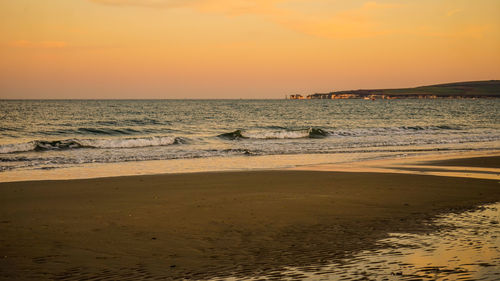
{"left": 217, "top": 125, "right": 461, "bottom": 141}
{"left": 78, "top": 136, "right": 186, "bottom": 149}
{"left": 400, "top": 125, "right": 461, "bottom": 131}
{"left": 309, "top": 128, "right": 330, "bottom": 138}
{"left": 329, "top": 125, "right": 464, "bottom": 137}
{"left": 77, "top": 127, "right": 144, "bottom": 135}
{"left": 0, "top": 127, "right": 19, "bottom": 132}
{"left": 95, "top": 118, "right": 168, "bottom": 126}
{"left": 218, "top": 130, "right": 245, "bottom": 140}
{"left": 35, "top": 126, "right": 175, "bottom": 137}
{"left": 36, "top": 127, "right": 141, "bottom": 136}
{"left": 0, "top": 136, "right": 186, "bottom": 154}
{"left": 218, "top": 128, "right": 329, "bottom": 140}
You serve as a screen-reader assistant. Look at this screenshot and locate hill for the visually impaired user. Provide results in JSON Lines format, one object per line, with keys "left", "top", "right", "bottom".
{"left": 334, "top": 80, "right": 500, "bottom": 98}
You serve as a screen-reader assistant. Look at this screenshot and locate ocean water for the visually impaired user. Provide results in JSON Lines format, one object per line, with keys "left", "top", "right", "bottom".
{"left": 0, "top": 99, "right": 499, "bottom": 180}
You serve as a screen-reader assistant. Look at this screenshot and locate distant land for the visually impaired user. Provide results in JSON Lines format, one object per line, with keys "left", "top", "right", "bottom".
{"left": 288, "top": 80, "right": 500, "bottom": 100}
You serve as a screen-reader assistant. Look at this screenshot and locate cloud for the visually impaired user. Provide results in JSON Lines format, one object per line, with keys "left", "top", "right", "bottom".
{"left": 9, "top": 40, "right": 68, "bottom": 48}
{"left": 414, "top": 24, "right": 491, "bottom": 39}
{"left": 194, "top": 0, "right": 283, "bottom": 16}
{"left": 271, "top": 1, "right": 398, "bottom": 39}
{"left": 362, "top": 1, "right": 399, "bottom": 10}
{"left": 87, "top": 0, "right": 401, "bottom": 39}
{"left": 88, "top": 0, "right": 193, "bottom": 8}
{"left": 276, "top": 17, "right": 389, "bottom": 39}
{"left": 446, "top": 8, "right": 462, "bottom": 17}
{"left": 90, "top": 0, "right": 283, "bottom": 14}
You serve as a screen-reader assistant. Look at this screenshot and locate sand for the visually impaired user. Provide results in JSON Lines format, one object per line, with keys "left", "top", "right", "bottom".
{"left": 419, "top": 155, "right": 500, "bottom": 168}
{"left": 291, "top": 152, "right": 500, "bottom": 180}
{"left": 0, "top": 156, "right": 499, "bottom": 280}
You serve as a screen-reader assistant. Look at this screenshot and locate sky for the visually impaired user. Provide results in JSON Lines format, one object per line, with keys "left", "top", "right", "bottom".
{"left": 0, "top": 0, "right": 499, "bottom": 99}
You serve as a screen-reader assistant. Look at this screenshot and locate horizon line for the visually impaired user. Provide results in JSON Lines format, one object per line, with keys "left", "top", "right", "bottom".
{"left": 1, "top": 79, "right": 498, "bottom": 100}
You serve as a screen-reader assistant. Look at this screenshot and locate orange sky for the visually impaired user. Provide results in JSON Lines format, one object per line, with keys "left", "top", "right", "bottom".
{"left": 1, "top": 0, "right": 499, "bottom": 99}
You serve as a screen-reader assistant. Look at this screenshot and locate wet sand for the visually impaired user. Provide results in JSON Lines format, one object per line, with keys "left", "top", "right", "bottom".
{"left": 419, "top": 155, "right": 500, "bottom": 169}
{"left": 1, "top": 156, "right": 500, "bottom": 280}
{"left": 291, "top": 151, "right": 500, "bottom": 180}
{"left": 270, "top": 202, "right": 500, "bottom": 280}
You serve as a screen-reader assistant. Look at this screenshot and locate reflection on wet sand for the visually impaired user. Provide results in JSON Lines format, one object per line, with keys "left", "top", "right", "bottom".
{"left": 217, "top": 203, "right": 500, "bottom": 280}
{"left": 292, "top": 152, "right": 500, "bottom": 181}
{"left": 373, "top": 203, "right": 499, "bottom": 280}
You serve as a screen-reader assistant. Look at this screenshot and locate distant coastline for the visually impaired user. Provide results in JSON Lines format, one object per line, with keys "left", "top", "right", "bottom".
{"left": 288, "top": 80, "right": 500, "bottom": 100}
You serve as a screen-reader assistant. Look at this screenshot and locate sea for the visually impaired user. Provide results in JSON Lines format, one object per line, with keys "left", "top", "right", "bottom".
{"left": 0, "top": 99, "right": 499, "bottom": 181}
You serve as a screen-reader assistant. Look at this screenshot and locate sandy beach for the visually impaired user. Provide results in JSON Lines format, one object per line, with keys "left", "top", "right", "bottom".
{"left": 3, "top": 0, "right": 500, "bottom": 279}
{"left": 0, "top": 154, "right": 499, "bottom": 280}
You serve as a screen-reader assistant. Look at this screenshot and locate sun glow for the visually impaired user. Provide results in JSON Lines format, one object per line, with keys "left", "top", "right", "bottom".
{"left": 1, "top": 0, "right": 499, "bottom": 98}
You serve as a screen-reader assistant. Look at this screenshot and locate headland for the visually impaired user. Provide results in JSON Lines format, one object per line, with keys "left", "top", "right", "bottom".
{"left": 288, "top": 80, "right": 500, "bottom": 99}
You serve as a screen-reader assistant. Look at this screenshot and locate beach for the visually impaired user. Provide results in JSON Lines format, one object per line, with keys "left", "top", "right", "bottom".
{"left": 1, "top": 154, "right": 499, "bottom": 280}
{"left": 2, "top": 0, "right": 500, "bottom": 279}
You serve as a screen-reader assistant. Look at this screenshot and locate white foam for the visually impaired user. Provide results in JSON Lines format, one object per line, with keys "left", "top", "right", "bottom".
{"left": 0, "top": 136, "right": 180, "bottom": 154}
{"left": 79, "top": 136, "right": 178, "bottom": 149}
{"left": 242, "top": 130, "right": 310, "bottom": 139}
{"left": 0, "top": 142, "right": 36, "bottom": 154}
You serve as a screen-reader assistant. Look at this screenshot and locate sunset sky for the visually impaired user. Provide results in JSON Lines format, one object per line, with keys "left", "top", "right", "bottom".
{"left": 1, "top": 0, "right": 499, "bottom": 99}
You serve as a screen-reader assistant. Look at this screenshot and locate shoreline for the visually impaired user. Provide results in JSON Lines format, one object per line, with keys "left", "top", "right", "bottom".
{"left": 1, "top": 148, "right": 499, "bottom": 183}
{"left": 290, "top": 150, "right": 500, "bottom": 180}
{"left": 1, "top": 154, "right": 499, "bottom": 279}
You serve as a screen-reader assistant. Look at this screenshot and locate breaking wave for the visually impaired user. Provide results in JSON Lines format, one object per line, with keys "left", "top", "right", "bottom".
{"left": 0, "top": 136, "right": 186, "bottom": 154}
{"left": 218, "top": 128, "right": 329, "bottom": 140}
{"left": 216, "top": 125, "right": 464, "bottom": 140}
